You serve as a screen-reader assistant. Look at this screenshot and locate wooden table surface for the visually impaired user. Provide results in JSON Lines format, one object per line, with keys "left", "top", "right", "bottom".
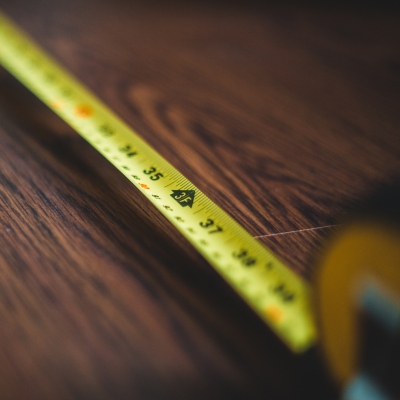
{"left": 0, "top": 0, "right": 399, "bottom": 398}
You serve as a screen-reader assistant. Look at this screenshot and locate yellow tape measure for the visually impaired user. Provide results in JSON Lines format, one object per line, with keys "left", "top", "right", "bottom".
{"left": 0, "top": 10, "right": 316, "bottom": 352}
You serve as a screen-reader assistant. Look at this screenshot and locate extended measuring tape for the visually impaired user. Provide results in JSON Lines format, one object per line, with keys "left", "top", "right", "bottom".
{"left": 0, "top": 10, "right": 317, "bottom": 353}
{"left": 2, "top": 11, "right": 400, "bottom": 399}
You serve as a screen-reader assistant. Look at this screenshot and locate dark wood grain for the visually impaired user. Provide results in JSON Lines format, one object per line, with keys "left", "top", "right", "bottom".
{"left": 0, "top": 0, "right": 399, "bottom": 398}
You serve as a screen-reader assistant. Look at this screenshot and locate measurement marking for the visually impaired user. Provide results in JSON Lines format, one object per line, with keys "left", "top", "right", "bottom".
{"left": 175, "top": 176, "right": 186, "bottom": 184}
{"left": 164, "top": 182, "right": 174, "bottom": 188}
{"left": 193, "top": 207, "right": 206, "bottom": 215}
{"left": 265, "top": 305, "right": 284, "bottom": 323}
{"left": 195, "top": 199, "right": 208, "bottom": 208}
{"left": 254, "top": 225, "right": 338, "bottom": 239}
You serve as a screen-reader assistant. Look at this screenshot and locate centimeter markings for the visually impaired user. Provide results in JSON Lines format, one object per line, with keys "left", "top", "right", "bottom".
{"left": 0, "top": 11, "right": 317, "bottom": 352}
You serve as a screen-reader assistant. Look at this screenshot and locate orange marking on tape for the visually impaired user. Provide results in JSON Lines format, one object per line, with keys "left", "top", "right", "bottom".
{"left": 74, "top": 104, "right": 93, "bottom": 118}
{"left": 139, "top": 183, "right": 150, "bottom": 190}
{"left": 265, "top": 305, "right": 283, "bottom": 323}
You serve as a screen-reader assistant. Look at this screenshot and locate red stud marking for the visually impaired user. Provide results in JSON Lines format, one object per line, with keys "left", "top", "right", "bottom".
{"left": 74, "top": 104, "right": 93, "bottom": 118}
{"left": 139, "top": 183, "right": 150, "bottom": 189}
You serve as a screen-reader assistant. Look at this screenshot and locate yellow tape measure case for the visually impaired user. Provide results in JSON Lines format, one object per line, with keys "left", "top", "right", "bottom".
{"left": 314, "top": 182, "right": 400, "bottom": 399}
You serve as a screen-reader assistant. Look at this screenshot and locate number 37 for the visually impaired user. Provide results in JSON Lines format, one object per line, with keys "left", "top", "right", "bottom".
{"left": 200, "top": 219, "right": 223, "bottom": 234}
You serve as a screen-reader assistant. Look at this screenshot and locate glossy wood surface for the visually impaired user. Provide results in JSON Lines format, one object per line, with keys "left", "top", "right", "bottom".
{"left": 0, "top": 0, "right": 399, "bottom": 398}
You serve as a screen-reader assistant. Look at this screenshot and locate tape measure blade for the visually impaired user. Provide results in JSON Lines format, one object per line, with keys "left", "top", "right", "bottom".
{"left": 0, "top": 10, "right": 317, "bottom": 352}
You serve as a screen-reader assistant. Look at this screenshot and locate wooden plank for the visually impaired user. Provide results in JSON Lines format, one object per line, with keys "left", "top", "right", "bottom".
{"left": 0, "top": 0, "right": 399, "bottom": 398}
